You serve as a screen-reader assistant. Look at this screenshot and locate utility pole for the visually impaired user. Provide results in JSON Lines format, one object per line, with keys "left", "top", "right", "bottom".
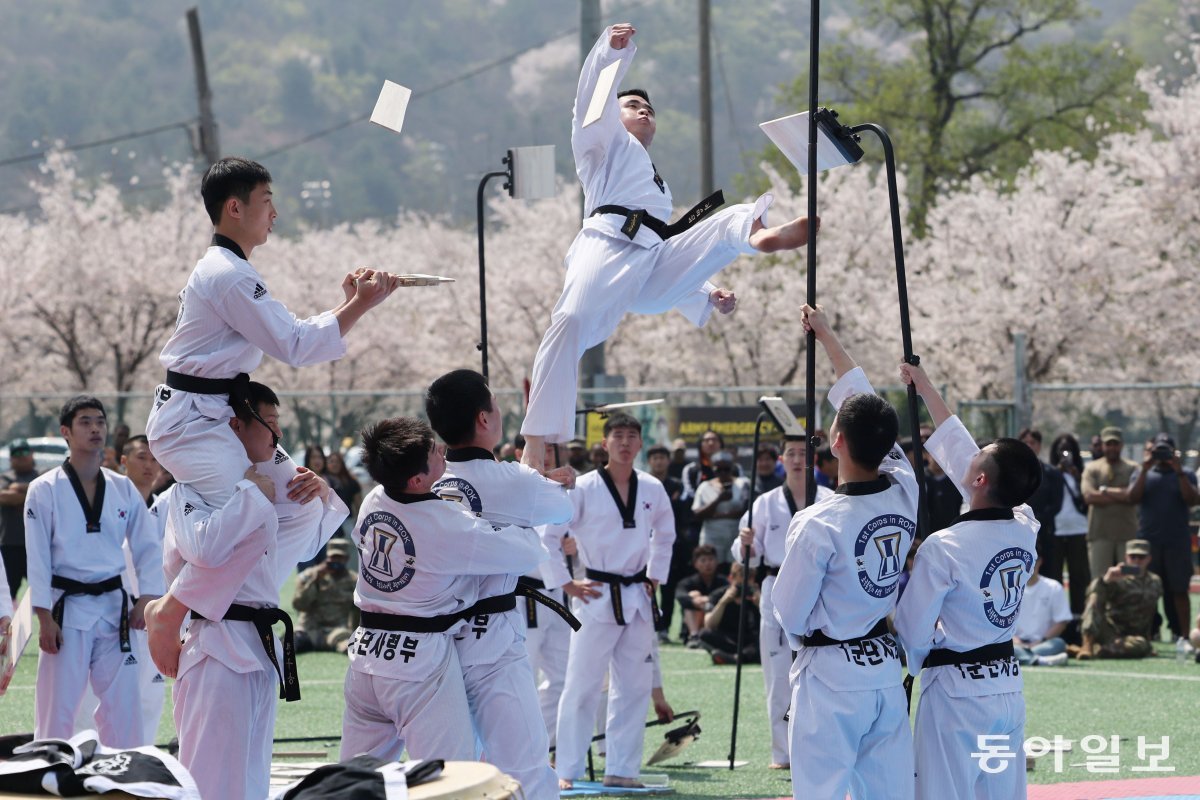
{"left": 186, "top": 7, "right": 220, "bottom": 166}
{"left": 578, "top": 0, "right": 606, "bottom": 393}
{"left": 698, "top": 0, "right": 714, "bottom": 196}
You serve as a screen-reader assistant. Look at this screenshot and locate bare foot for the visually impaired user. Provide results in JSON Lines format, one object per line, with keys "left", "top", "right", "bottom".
{"left": 769, "top": 762, "right": 790, "bottom": 770}
{"left": 144, "top": 593, "right": 188, "bottom": 678}
{"left": 602, "top": 776, "right": 645, "bottom": 788}
{"left": 749, "top": 215, "right": 820, "bottom": 253}
{"left": 558, "top": 778, "right": 573, "bottom": 790}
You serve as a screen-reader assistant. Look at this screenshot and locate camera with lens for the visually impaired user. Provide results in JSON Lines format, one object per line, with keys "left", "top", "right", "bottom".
{"left": 1152, "top": 443, "right": 1174, "bottom": 462}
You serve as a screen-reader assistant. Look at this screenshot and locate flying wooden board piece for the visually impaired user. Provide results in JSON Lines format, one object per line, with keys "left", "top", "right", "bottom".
{"left": 0, "top": 592, "right": 33, "bottom": 697}
{"left": 395, "top": 274, "right": 455, "bottom": 287}
{"left": 582, "top": 60, "right": 622, "bottom": 128}
{"left": 370, "top": 80, "right": 413, "bottom": 134}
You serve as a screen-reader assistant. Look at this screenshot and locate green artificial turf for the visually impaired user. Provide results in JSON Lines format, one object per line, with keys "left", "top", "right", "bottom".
{"left": 3, "top": 589, "right": 1197, "bottom": 799}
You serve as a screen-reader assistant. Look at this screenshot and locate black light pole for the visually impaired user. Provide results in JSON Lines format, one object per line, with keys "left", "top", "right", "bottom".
{"left": 728, "top": 411, "right": 768, "bottom": 770}
{"left": 476, "top": 157, "right": 512, "bottom": 381}
{"left": 803, "top": 0, "right": 821, "bottom": 508}
{"left": 844, "top": 121, "right": 929, "bottom": 538}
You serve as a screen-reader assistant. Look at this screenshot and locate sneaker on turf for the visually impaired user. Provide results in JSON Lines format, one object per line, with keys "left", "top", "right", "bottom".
{"left": 1038, "top": 652, "right": 1069, "bottom": 667}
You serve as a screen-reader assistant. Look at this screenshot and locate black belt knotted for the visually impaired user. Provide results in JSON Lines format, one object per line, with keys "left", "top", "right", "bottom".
{"left": 591, "top": 190, "right": 724, "bottom": 241}
{"left": 756, "top": 564, "right": 780, "bottom": 583}
{"left": 802, "top": 617, "right": 890, "bottom": 648}
{"left": 191, "top": 604, "right": 300, "bottom": 702}
{"left": 165, "top": 370, "right": 279, "bottom": 447}
{"left": 514, "top": 580, "right": 581, "bottom": 632}
{"left": 51, "top": 575, "right": 129, "bottom": 653}
{"left": 360, "top": 584, "right": 581, "bottom": 636}
{"left": 924, "top": 640, "right": 1015, "bottom": 669}
{"left": 585, "top": 568, "right": 659, "bottom": 627}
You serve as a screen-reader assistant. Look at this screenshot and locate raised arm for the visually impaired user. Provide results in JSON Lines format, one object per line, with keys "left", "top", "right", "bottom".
{"left": 572, "top": 23, "right": 638, "bottom": 163}
{"left": 803, "top": 304, "right": 856, "bottom": 380}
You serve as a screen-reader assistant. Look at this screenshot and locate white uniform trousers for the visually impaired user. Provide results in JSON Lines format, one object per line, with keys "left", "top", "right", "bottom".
{"left": 35, "top": 620, "right": 143, "bottom": 748}
{"left": 174, "top": 657, "right": 276, "bottom": 800}
{"left": 523, "top": 201, "right": 762, "bottom": 442}
{"left": 75, "top": 629, "right": 165, "bottom": 745}
{"left": 555, "top": 616, "right": 655, "bottom": 781}
{"left": 149, "top": 412, "right": 251, "bottom": 509}
{"left": 758, "top": 575, "right": 792, "bottom": 766}
{"left": 519, "top": 591, "right": 570, "bottom": 745}
{"left": 787, "top": 669, "right": 914, "bottom": 800}
{"left": 914, "top": 681, "right": 1025, "bottom": 800}
{"left": 463, "top": 640, "right": 558, "bottom": 800}
{"left": 340, "top": 646, "right": 475, "bottom": 763}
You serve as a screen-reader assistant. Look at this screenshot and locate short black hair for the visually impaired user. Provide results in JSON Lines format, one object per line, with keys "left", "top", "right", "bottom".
{"left": 757, "top": 444, "right": 779, "bottom": 459}
{"left": 425, "top": 369, "right": 493, "bottom": 447}
{"left": 122, "top": 434, "right": 150, "bottom": 457}
{"left": 816, "top": 446, "right": 835, "bottom": 465}
{"left": 232, "top": 382, "right": 280, "bottom": 423}
{"left": 692, "top": 543, "right": 717, "bottom": 561}
{"left": 1017, "top": 428, "right": 1042, "bottom": 444}
{"left": 834, "top": 393, "right": 899, "bottom": 470}
{"left": 60, "top": 395, "right": 106, "bottom": 428}
{"left": 361, "top": 417, "right": 435, "bottom": 493}
{"left": 201, "top": 157, "right": 272, "bottom": 225}
{"left": 981, "top": 438, "right": 1043, "bottom": 508}
{"left": 618, "top": 88, "right": 651, "bottom": 107}
{"left": 646, "top": 444, "right": 670, "bottom": 459}
{"left": 603, "top": 412, "right": 642, "bottom": 437}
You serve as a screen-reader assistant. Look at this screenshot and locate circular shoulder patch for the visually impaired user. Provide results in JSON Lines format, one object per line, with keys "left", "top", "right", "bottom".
{"left": 854, "top": 514, "right": 916, "bottom": 598}
{"left": 432, "top": 477, "right": 483, "bottom": 515}
{"left": 358, "top": 510, "right": 417, "bottom": 593}
{"left": 980, "top": 547, "right": 1035, "bottom": 628}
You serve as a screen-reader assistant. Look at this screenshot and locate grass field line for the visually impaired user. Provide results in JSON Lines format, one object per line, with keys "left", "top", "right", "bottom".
{"left": 1029, "top": 667, "right": 1200, "bottom": 683}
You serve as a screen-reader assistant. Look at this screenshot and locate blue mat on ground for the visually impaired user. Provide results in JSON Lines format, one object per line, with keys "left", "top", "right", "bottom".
{"left": 560, "top": 781, "right": 672, "bottom": 797}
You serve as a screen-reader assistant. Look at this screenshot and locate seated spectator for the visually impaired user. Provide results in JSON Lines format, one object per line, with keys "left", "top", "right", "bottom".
{"left": 1190, "top": 611, "right": 1200, "bottom": 661}
{"left": 293, "top": 539, "right": 358, "bottom": 653}
{"left": 698, "top": 562, "right": 761, "bottom": 665}
{"left": 1072, "top": 539, "right": 1162, "bottom": 660}
{"left": 692, "top": 451, "right": 750, "bottom": 569}
{"left": 1013, "top": 555, "right": 1072, "bottom": 666}
{"left": 675, "top": 545, "right": 727, "bottom": 645}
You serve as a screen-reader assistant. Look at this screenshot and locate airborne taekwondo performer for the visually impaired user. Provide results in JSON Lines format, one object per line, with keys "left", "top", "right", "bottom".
{"left": 519, "top": 22, "right": 819, "bottom": 471}
{"left": 162, "top": 381, "right": 347, "bottom": 800}
{"left": 734, "top": 434, "right": 833, "bottom": 770}
{"left": 25, "top": 397, "right": 163, "bottom": 747}
{"left": 540, "top": 413, "right": 675, "bottom": 790}
{"left": 895, "top": 361, "right": 1040, "bottom": 800}
{"left": 340, "top": 418, "right": 549, "bottom": 765}
{"left": 772, "top": 305, "right": 916, "bottom": 800}
{"left": 424, "top": 369, "right": 575, "bottom": 800}
{"left": 142, "top": 157, "right": 399, "bottom": 675}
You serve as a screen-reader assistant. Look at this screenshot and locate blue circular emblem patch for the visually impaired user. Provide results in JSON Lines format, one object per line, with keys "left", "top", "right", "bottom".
{"left": 980, "top": 547, "right": 1034, "bottom": 628}
{"left": 853, "top": 514, "right": 916, "bottom": 598}
{"left": 433, "top": 477, "right": 483, "bottom": 515}
{"left": 358, "top": 510, "right": 417, "bottom": 593}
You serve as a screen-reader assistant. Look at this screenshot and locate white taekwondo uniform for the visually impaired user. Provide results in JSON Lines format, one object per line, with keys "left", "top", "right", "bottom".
{"left": 516, "top": 547, "right": 574, "bottom": 748}
{"left": 165, "top": 452, "right": 347, "bottom": 800}
{"left": 145, "top": 238, "right": 346, "bottom": 610}
{"left": 521, "top": 27, "right": 772, "bottom": 443}
{"left": 24, "top": 464, "right": 163, "bottom": 747}
{"left": 541, "top": 468, "right": 675, "bottom": 782}
{"left": 772, "top": 368, "right": 917, "bottom": 800}
{"left": 895, "top": 415, "right": 1038, "bottom": 800}
{"left": 733, "top": 482, "right": 833, "bottom": 766}
{"left": 341, "top": 485, "right": 548, "bottom": 765}
{"left": 0, "top": 549, "right": 11, "bottom": 619}
{"left": 433, "top": 448, "right": 573, "bottom": 800}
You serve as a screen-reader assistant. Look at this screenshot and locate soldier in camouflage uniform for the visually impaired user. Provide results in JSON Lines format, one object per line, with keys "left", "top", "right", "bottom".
{"left": 293, "top": 538, "right": 358, "bottom": 653}
{"left": 1074, "top": 539, "right": 1162, "bottom": 659}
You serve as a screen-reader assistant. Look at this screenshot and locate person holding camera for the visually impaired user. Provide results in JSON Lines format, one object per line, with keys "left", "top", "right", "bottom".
{"left": 698, "top": 561, "right": 760, "bottom": 665}
{"left": 292, "top": 538, "right": 358, "bottom": 653}
{"left": 1072, "top": 539, "right": 1162, "bottom": 659}
{"left": 1047, "top": 434, "right": 1090, "bottom": 614}
{"left": 1112, "top": 434, "right": 1198, "bottom": 642}
{"left": 691, "top": 450, "right": 749, "bottom": 571}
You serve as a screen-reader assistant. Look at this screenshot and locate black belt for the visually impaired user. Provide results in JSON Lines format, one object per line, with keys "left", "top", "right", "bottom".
{"left": 585, "top": 568, "right": 659, "bottom": 627}
{"left": 191, "top": 604, "right": 300, "bottom": 702}
{"left": 591, "top": 190, "right": 725, "bottom": 241}
{"left": 361, "top": 585, "right": 581, "bottom": 635}
{"left": 51, "top": 575, "right": 129, "bottom": 653}
{"left": 517, "top": 576, "right": 545, "bottom": 629}
{"left": 165, "top": 370, "right": 279, "bottom": 447}
{"left": 515, "top": 581, "right": 581, "bottom": 632}
{"left": 924, "top": 640, "right": 1015, "bottom": 669}
{"left": 755, "top": 564, "right": 780, "bottom": 583}
{"left": 802, "top": 618, "right": 889, "bottom": 648}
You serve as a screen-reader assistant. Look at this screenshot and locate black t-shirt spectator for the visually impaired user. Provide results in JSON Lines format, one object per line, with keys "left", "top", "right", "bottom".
{"left": 707, "top": 583, "right": 761, "bottom": 640}
{"left": 676, "top": 572, "right": 727, "bottom": 610}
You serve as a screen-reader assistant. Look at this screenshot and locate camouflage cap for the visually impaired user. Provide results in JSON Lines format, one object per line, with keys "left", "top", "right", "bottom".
{"left": 1125, "top": 539, "right": 1150, "bottom": 556}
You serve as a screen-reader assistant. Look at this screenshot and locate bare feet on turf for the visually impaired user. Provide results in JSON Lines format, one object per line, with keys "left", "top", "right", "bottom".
{"left": 769, "top": 762, "right": 790, "bottom": 770}
{"left": 559, "top": 778, "right": 573, "bottom": 790}
{"left": 144, "top": 594, "right": 188, "bottom": 678}
{"left": 749, "top": 215, "right": 820, "bottom": 253}
{"left": 603, "top": 776, "right": 645, "bottom": 788}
